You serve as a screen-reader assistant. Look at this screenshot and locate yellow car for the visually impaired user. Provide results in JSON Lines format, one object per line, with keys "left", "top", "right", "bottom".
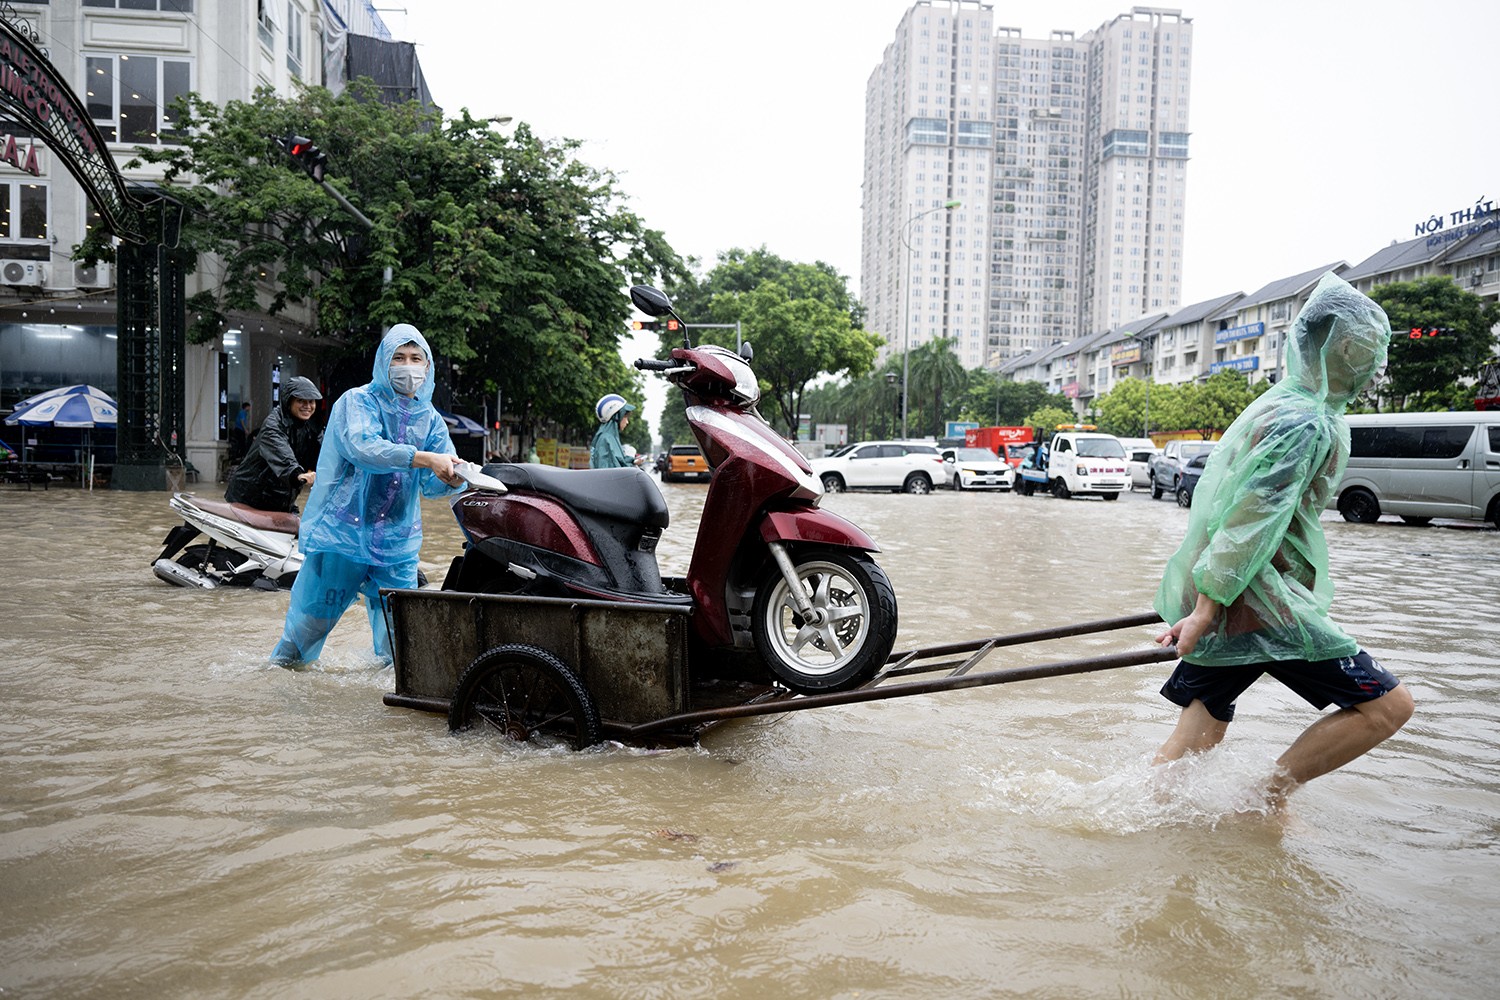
{"left": 663, "top": 444, "right": 710, "bottom": 483}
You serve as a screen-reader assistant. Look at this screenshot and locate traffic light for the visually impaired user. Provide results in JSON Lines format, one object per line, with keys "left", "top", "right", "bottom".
{"left": 666, "top": 319, "right": 680, "bottom": 332}
{"left": 1407, "top": 326, "right": 1451, "bottom": 339}
{"left": 277, "top": 133, "right": 328, "bottom": 182}
{"left": 630, "top": 320, "right": 659, "bottom": 331}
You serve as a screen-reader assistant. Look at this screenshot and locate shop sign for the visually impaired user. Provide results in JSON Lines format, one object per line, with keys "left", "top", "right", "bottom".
{"left": 1210, "top": 356, "right": 1259, "bottom": 374}
{"left": 0, "top": 132, "right": 39, "bottom": 174}
{"left": 1215, "top": 321, "right": 1263, "bottom": 345}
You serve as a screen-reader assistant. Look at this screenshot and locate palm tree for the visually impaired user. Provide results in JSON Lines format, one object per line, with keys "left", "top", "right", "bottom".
{"left": 907, "top": 338, "right": 967, "bottom": 438}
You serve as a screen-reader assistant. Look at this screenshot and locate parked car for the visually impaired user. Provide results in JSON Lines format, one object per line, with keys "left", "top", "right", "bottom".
{"left": 940, "top": 446, "right": 1014, "bottom": 491}
{"left": 1174, "top": 451, "right": 1211, "bottom": 507}
{"left": 1333, "top": 411, "right": 1500, "bottom": 528}
{"left": 662, "top": 444, "right": 710, "bottom": 482}
{"left": 809, "top": 440, "right": 946, "bottom": 494}
{"left": 1124, "top": 444, "right": 1161, "bottom": 490}
{"left": 1149, "top": 439, "right": 1217, "bottom": 499}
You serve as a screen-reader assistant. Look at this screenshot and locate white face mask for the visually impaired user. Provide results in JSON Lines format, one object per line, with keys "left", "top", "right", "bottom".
{"left": 389, "top": 363, "right": 426, "bottom": 396}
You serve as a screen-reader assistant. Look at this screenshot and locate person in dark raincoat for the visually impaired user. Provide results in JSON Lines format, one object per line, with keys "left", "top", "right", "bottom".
{"left": 225, "top": 377, "right": 324, "bottom": 513}
{"left": 1152, "top": 272, "right": 1414, "bottom": 807}
{"left": 270, "top": 325, "right": 465, "bottom": 667}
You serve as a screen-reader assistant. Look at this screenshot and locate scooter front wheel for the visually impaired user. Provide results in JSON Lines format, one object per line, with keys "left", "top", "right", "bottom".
{"left": 751, "top": 548, "right": 897, "bottom": 693}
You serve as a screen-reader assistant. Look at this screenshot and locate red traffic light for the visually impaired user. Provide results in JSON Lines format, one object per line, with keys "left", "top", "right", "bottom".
{"left": 276, "top": 133, "right": 328, "bottom": 182}
{"left": 1408, "top": 326, "right": 1448, "bottom": 339}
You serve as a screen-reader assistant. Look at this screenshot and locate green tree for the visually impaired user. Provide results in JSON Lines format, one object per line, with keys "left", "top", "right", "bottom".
{"left": 959, "top": 378, "right": 1071, "bottom": 427}
{"left": 657, "top": 400, "right": 692, "bottom": 447}
{"left": 1095, "top": 377, "right": 1151, "bottom": 438}
{"left": 1024, "top": 405, "right": 1076, "bottom": 434}
{"left": 1371, "top": 277, "right": 1500, "bottom": 402}
{"left": 103, "top": 82, "right": 687, "bottom": 450}
{"left": 1175, "top": 372, "right": 1257, "bottom": 439}
{"left": 905, "top": 339, "right": 969, "bottom": 438}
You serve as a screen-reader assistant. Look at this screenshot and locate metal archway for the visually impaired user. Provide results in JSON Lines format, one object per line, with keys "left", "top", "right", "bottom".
{"left": 2, "top": 17, "right": 188, "bottom": 488}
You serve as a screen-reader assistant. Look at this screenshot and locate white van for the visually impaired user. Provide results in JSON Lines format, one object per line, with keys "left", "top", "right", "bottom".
{"left": 1333, "top": 411, "right": 1500, "bottom": 528}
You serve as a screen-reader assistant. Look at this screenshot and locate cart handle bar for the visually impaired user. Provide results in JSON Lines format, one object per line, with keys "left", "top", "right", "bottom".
{"left": 884, "top": 610, "right": 1164, "bottom": 662}
{"left": 621, "top": 643, "right": 1180, "bottom": 739}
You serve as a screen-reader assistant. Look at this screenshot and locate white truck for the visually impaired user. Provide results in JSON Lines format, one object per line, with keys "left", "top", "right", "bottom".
{"left": 1015, "top": 426, "right": 1129, "bottom": 500}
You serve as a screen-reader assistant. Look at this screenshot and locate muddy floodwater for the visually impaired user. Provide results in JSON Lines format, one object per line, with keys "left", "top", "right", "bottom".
{"left": 2, "top": 481, "right": 1499, "bottom": 998}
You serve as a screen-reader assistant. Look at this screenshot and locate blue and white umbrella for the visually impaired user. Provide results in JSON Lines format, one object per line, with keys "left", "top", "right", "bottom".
{"left": 436, "top": 408, "right": 486, "bottom": 438}
{"left": 5, "top": 385, "right": 118, "bottom": 488}
{"left": 5, "top": 384, "right": 118, "bottom": 428}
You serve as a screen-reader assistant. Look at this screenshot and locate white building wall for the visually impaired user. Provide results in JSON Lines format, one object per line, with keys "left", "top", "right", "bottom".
{"left": 1080, "top": 9, "right": 1192, "bottom": 335}
{"left": 0, "top": 1, "right": 345, "bottom": 481}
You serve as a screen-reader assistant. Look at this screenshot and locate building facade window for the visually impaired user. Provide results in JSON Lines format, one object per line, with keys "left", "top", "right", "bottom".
{"left": 286, "top": 2, "right": 305, "bottom": 77}
{"left": 0, "top": 181, "right": 49, "bottom": 245}
{"left": 86, "top": 53, "right": 191, "bottom": 144}
{"left": 83, "top": 1, "right": 195, "bottom": 10}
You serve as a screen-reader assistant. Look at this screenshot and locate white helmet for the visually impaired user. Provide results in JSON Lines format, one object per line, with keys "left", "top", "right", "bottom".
{"left": 595, "top": 393, "right": 635, "bottom": 423}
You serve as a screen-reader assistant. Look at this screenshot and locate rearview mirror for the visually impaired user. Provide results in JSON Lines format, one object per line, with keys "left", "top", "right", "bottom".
{"left": 629, "top": 285, "right": 673, "bottom": 317}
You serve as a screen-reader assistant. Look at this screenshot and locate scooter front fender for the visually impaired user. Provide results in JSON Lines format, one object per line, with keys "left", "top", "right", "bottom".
{"left": 758, "top": 507, "right": 880, "bottom": 552}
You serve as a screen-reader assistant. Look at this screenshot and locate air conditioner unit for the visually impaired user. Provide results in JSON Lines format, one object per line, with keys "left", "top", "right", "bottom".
{"left": 0, "top": 259, "right": 45, "bottom": 287}
{"left": 74, "top": 261, "right": 112, "bottom": 288}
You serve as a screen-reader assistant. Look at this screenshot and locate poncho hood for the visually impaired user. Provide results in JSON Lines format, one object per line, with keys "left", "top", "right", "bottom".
{"left": 1283, "top": 272, "right": 1390, "bottom": 410}
{"left": 374, "top": 324, "right": 437, "bottom": 406}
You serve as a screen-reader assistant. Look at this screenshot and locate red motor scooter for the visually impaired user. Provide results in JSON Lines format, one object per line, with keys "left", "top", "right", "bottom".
{"left": 441, "top": 286, "right": 898, "bottom": 693}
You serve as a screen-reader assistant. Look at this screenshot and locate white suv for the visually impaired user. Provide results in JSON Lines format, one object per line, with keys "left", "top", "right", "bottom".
{"left": 810, "top": 441, "right": 946, "bottom": 494}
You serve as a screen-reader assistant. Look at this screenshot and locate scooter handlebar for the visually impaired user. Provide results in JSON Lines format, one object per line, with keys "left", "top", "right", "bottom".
{"left": 634, "top": 358, "right": 677, "bottom": 371}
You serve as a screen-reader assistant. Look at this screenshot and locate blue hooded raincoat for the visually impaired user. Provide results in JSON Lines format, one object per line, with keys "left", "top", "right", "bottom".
{"left": 271, "top": 325, "right": 460, "bottom": 665}
{"left": 1154, "top": 273, "right": 1391, "bottom": 666}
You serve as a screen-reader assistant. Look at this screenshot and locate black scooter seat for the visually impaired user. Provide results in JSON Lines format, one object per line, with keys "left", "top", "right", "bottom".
{"left": 480, "top": 463, "right": 670, "bottom": 529}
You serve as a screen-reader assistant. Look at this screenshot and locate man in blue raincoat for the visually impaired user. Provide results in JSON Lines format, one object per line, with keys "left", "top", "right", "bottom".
{"left": 271, "top": 324, "right": 464, "bottom": 666}
{"left": 1152, "top": 273, "right": 1414, "bottom": 807}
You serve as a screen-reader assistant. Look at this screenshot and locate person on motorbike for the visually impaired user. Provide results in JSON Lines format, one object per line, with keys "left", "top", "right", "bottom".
{"left": 225, "top": 377, "right": 324, "bottom": 513}
{"left": 589, "top": 392, "right": 636, "bottom": 469}
{"left": 270, "top": 325, "right": 465, "bottom": 668}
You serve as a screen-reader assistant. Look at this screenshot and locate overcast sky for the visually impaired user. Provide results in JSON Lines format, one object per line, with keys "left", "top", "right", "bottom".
{"left": 392, "top": 0, "right": 1497, "bottom": 427}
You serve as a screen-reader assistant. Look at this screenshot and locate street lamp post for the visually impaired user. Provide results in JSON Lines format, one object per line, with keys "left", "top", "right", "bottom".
{"left": 899, "top": 199, "right": 960, "bottom": 439}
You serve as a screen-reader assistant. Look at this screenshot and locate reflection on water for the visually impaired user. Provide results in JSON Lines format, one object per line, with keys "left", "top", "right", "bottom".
{"left": 2, "top": 483, "right": 1498, "bottom": 997}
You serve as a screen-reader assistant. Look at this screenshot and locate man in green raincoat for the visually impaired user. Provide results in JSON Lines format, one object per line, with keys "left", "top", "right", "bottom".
{"left": 1153, "top": 272, "right": 1414, "bottom": 807}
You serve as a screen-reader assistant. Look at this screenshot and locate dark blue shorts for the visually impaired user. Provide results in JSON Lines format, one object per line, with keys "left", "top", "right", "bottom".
{"left": 1161, "top": 650, "right": 1402, "bottom": 723}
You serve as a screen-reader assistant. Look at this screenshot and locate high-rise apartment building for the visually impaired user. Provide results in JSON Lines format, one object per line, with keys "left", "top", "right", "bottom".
{"left": 861, "top": 2, "right": 1192, "bottom": 370}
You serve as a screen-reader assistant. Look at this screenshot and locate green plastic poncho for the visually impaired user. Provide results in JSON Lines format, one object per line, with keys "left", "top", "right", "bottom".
{"left": 1154, "top": 272, "right": 1391, "bottom": 665}
{"left": 590, "top": 417, "right": 631, "bottom": 469}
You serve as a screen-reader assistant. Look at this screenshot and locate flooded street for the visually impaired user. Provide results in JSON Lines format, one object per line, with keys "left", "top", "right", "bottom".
{"left": 3, "top": 481, "right": 1499, "bottom": 998}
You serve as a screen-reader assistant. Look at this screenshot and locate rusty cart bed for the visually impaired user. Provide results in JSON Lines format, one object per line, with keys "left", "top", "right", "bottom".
{"left": 381, "top": 587, "right": 1178, "bottom": 747}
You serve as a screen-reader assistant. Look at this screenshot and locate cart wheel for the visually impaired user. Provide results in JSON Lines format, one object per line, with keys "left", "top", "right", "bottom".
{"left": 752, "top": 548, "right": 897, "bottom": 693}
{"left": 447, "top": 644, "right": 601, "bottom": 750}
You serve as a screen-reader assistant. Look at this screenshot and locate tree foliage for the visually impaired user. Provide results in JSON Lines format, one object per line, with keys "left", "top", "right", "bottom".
{"left": 958, "top": 377, "right": 1070, "bottom": 427}
{"left": 906, "top": 338, "right": 970, "bottom": 438}
{"left": 1024, "top": 405, "right": 1077, "bottom": 434}
{"left": 99, "top": 82, "right": 688, "bottom": 445}
{"left": 1095, "top": 377, "right": 1152, "bottom": 438}
{"left": 1370, "top": 276, "right": 1500, "bottom": 402}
